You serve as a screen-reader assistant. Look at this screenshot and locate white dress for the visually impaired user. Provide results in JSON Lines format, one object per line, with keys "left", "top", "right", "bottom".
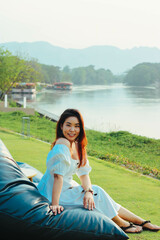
{"left": 37, "top": 144, "right": 121, "bottom": 219}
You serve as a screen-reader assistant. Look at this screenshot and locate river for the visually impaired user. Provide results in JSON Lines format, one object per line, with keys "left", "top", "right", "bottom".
{"left": 23, "top": 84, "right": 160, "bottom": 139}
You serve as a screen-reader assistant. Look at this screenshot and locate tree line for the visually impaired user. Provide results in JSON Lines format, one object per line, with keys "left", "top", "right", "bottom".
{"left": 124, "top": 63, "right": 160, "bottom": 87}
{"left": 40, "top": 64, "right": 116, "bottom": 85}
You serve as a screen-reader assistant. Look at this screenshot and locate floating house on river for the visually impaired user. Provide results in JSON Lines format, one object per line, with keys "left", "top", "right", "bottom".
{"left": 53, "top": 82, "right": 73, "bottom": 90}
{"left": 12, "top": 83, "right": 36, "bottom": 94}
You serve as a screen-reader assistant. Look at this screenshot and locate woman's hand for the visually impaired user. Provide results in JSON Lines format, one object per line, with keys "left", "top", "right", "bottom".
{"left": 83, "top": 192, "right": 95, "bottom": 211}
{"left": 50, "top": 205, "right": 64, "bottom": 215}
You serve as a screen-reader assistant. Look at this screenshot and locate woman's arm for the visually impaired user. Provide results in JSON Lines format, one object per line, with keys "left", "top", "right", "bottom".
{"left": 80, "top": 174, "right": 92, "bottom": 190}
{"left": 50, "top": 138, "right": 70, "bottom": 215}
{"left": 50, "top": 174, "right": 64, "bottom": 215}
{"left": 80, "top": 174, "right": 95, "bottom": 211}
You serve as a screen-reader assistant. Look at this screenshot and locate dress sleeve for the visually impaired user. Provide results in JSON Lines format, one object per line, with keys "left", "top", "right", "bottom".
{"left": 46, "top": 144, "right": 71, "bottom": 176}
{"left": 76, "top": 159, "right": 92, "bottom": 177}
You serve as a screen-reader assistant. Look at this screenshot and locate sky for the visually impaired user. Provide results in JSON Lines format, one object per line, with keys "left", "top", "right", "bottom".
{"left": 0, "top": 0, "right": 160, "bottom": 49}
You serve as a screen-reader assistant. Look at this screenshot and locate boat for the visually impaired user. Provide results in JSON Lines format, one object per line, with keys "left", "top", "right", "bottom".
{"left": 12, "top": 83, "right": 36, "bottom": 94}
{"left": 53, "top": 82, "right": 73, "bottom": 90}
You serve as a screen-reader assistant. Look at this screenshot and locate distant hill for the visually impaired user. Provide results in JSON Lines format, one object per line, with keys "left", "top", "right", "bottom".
{"left": 1, "top": 41, "right": 160, "bottom": 74}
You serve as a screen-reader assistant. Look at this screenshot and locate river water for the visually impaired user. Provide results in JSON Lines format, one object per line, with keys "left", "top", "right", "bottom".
{"left": 25, "top": 84, "right": 160, "bottom": 139}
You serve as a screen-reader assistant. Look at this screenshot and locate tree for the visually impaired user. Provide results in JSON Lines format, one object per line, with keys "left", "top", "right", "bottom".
{"left": 0, "top": 48, "right": 39, "bottom": 100}
{"left": 71, "top": 67, "right": 86, "bottom": 85}
{"left": 96, "top": 68, "right": 114, "bottom": 85}
{"left": 105, "top": 69, "right": 114, "bottom": 84}
{"left": 40, "top": 64, "right": 61, "bottom": 83}
{"left": 70, "top": 66, "right": 115, "bottom": 85}
{"left": 61, "top": 66, "right": 72, "bottom": 82}
{"left": 85, "top": 65, "right": 96, "bottom": 85}
{"left": 124, "top": 63, "right": 160, "bottom": 86}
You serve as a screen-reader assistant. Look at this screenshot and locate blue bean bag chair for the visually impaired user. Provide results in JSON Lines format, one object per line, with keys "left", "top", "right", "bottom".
{"left": 0, "top": 139, "right": 128, "bottom": 240}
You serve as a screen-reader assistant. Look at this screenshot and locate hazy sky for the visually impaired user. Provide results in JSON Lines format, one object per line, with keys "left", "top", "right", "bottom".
{"left": 0, "top": 0, "right": 160, "bottom": 49}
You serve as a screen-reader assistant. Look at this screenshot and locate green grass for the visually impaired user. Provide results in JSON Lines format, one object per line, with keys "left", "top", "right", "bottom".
{"left": 0, "top": 111, "right": 160, "bottom": 179}
{"left": 0, "top": 129, "right": 49, "bottom": 173}
{"left": 0, "top": 111, "right": 56, "bottom": 142}
{"left": 87, "top": 130, "right": 160, "bottom": 179}
{"left": 0, "top": 129, "right": 160, "bottom": 240}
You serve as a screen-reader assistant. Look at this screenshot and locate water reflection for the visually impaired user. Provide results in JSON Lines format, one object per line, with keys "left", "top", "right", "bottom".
{"left": 11, "top": 93, "right": 36, "bottom": 102}
{"left": 125, "top": 86, "right": 160, "bottom": 100}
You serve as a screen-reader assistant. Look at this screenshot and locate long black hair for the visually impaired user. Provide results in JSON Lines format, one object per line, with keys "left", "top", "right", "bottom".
{"left": 51, "top": 109, "right": 87, "bottom": 167}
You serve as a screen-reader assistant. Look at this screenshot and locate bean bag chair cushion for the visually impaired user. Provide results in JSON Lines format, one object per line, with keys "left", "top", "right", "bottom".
{"left": 0, "top": 139, "right": 128, "bottom": 240}
{"left": 17, "top": 161, "right": 43, "bottom": 184}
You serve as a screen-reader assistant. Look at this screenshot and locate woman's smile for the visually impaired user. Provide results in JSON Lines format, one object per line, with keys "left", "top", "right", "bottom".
{"left": 61, "top": 116, "right": 80, "bottom": 142}
{"left": 68, "top": 133, "right": 76, "bottom": 137}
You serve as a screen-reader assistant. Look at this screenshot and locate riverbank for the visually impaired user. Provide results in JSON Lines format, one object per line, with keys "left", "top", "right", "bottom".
{"left": 0, "top": 110, "right": 160, "bottom": 180}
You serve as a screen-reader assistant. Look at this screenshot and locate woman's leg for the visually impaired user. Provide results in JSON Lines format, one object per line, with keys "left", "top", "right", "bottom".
{"left": 118, "top": 206, "right": 145, "bottom": 224}
{"left": 118, "top": 206, "right": 160, "bottom": 231}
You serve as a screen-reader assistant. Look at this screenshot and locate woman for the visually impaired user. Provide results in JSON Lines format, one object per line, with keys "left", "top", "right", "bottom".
{"left": 38, "top": 109, "right": 160, "bottom": 234}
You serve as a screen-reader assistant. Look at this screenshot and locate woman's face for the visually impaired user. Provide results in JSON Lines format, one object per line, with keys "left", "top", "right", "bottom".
{"left": 61, "top": 116, "right": 80, "bottom": 142}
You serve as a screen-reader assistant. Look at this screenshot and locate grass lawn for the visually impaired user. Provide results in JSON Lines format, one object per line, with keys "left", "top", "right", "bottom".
{"left": 0, "top": 129, "right": 160, "bottom": 240}
{"left": 87, "top": 130, "right": 160, "bottom": 179}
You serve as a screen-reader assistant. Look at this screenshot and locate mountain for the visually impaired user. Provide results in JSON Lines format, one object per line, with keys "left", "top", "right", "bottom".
{"left": 1, "top": 41, "right": 160, "bottom": 74}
